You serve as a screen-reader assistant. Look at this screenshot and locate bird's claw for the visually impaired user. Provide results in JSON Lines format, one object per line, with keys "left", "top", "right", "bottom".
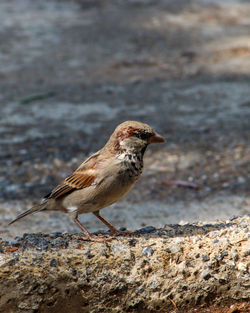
{"left": 81, "top": 234, "right": 114, "bottom": 242}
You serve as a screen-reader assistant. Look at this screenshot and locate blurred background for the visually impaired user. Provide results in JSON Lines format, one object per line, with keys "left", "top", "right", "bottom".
{"left": 0, "top": 0, "right": 249, "bottom": 239}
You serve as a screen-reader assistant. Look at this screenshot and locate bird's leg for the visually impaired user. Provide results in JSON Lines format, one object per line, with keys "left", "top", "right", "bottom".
{"left": 73, "top": 217, "right": 112, "bottom": 242}
{"left": 93, "top": 211, "right": 134, "bottom": 236}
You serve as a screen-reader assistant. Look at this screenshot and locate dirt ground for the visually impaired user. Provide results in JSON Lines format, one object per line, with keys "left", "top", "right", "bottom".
{"left": 0, "top": 0, "right": 249, "bottom": 240}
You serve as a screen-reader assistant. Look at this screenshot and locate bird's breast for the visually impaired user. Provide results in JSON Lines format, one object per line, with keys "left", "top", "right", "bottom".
{"left": 117, "top": 152, "right": 143, "bottom": 179}
{"left": 62, "top": 153, "right": 143, "bottom": 214}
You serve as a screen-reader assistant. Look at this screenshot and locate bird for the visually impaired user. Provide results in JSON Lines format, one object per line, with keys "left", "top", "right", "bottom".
{"left": 9, "top": 121, "right": 165, "bottom": 241}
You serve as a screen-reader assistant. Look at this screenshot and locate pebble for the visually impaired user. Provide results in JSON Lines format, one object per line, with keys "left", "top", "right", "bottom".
{"left": 219, "top": 237, "right": 228, "bottom": 243}
{"left": 237, "top": 176, "right": 246, "bottom": 184}
{"left": 52, "top": 232, "right": 62, "bottom": 237}
{"left": 138, "top": 226, "right": 156, "bottom": 234}
{"left": 201, "top": 270, "right": 211, "bottom": 280}
{"left": 221, "top": 251, "right": 228, "bottom": 259}
{"left": 0, "top": 256, "right": 7, "bottom": 267}
{"left": 128, "top": 239, "right": 137, "bottom": 247}
{"left": 222, "top": 182, "right": 230, "bottom": 188}
{"left": 13, "top": 252, "right": 19, "bottom": 261}
{"left": 233, "top": 250, "right": 239, "bottom": 261}
{"left": 40, "top": 240, "right": 49, "bottom": 251}
{"left": 215, "top": 275, "right": 228, "bottom": 284}
{"left": 87, "top": 253, "right": 95, "bottom": 259}
{"left": 8, "top": 239, "right": 20, "bottom": 246}
{"left": 192, "top": 237, "right": 200, "bottom": 244}
{"left": 169, "top": 244, "right": 181, "bottom": 254}
{"left": 206, "top": 262, "right": 213, "bottom": 269}
{"left": 142, "top": 246, "right": 154, "bottom": 257}
{"left": 177, "top": 261, "right": 186, "bottom": 273}
{"left": 119, "top": 227, "right": 127, "bottom": 232}
{"left": 8, "top": 259, "right": 16, "bottom": 266}
{"left": 86, "top": 268, "right": 92, "bottom": 275}
{"left": 50, "top": 259, "right": 57, "bottom": 267}
{"left": 166, "top": 237, "right": 185, "bottom": 254}
{"left": 111, "top": 244, "right": 130, "bottom": 254}
{"left": 219, "top": 278, "right": 228, "bottom": 285}
{"left": 242, "top": 249, "right": 250, "bottom": 257}
{"left": 237, "top": 262, "right": 247, "bottom": 272}
{"left": 71, "top": 268, "right": 77, "bottom": 276}
{"left": 229, "top": 215, "right": 238, "bottom": 221}
{"left": 226, "top": 261, "right": 235, "bottom": 268}
{"left": 202, "top": 255, "right": 210, "bottom": 262}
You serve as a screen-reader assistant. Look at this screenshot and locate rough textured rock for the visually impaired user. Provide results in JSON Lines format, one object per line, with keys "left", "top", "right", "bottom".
{"left": 0, "top": 215, "right": 249, "bottom": 313}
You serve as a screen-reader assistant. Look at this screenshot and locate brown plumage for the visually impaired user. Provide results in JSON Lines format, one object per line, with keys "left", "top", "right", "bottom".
{"left": 9, "top": 121, "right": 165, "bottom": 241}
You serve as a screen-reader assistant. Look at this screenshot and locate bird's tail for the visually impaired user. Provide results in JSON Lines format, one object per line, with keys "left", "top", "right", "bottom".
{"left": 8, "top": 203, "right": 47, "bottom": 225}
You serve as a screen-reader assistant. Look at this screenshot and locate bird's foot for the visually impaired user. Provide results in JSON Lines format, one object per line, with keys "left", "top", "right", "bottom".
{"left": 81, "top": 234, "right": 114, "bottom": 242}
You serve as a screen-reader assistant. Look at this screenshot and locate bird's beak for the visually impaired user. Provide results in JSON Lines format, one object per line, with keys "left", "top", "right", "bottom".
{"left": 149, "top": 132, "right": 165, "bottom": 144}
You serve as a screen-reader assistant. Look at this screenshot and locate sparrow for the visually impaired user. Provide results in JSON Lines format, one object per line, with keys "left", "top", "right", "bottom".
{"left": 9, "top": 121, "right": 165, "bottom": 241}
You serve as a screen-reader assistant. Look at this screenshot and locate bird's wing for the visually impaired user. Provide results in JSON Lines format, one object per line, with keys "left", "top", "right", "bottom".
{"left": 45, "top": 151, "right": 101, "bottom": 200}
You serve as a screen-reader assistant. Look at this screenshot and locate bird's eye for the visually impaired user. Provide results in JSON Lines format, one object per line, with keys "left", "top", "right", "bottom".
{"left": 134, "top": 131, "right": 150, "bottom": 140}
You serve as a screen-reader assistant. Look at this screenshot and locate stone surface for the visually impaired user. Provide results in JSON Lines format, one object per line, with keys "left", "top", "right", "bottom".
{"left": 0, "top": 215, "right": 249, "bottom": 313}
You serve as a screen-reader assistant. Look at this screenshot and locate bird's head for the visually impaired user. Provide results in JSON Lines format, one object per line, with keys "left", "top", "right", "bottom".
{"left": 107, "top": 121, "right": 165, "bottom": 154}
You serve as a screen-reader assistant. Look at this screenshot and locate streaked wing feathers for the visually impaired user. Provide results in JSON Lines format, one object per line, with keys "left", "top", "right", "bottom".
{"left": 65, "top": 172, "right": 96, "bottom": 189}
{"left": 47, "top": 172, "right": 96, "bottom": 200}
{"left": 47, "top": 184, "right": 73, "bottom": 199}
{"left": 45, "top": 150, "right": 102, "bottom": 200}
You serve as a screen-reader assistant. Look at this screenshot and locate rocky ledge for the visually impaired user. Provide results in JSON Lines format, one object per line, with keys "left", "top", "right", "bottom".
{"left": 0, "top": 215, "right": 249, "bottom": 313}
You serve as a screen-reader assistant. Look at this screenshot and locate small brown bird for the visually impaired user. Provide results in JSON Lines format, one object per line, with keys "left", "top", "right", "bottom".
{"left": 9, "top": 121, "right": 165, "bottom": 241}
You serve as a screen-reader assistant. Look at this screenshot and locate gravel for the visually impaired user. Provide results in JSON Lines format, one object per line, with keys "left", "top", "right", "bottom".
{"left": 142, "top": 246, "right": 154, "bottom": 257}
{"left": 1, "top": 215, "right": 249, "bottom": 312}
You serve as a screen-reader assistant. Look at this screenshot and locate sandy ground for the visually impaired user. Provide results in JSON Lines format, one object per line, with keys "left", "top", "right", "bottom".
{"left": 0, "top": 0, "right": 249, "bottom": 240}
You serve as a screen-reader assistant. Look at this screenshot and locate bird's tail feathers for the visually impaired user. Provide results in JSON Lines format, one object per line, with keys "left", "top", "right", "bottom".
{"left": 8, "top": 203, "right": 47, "bottom": 225}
